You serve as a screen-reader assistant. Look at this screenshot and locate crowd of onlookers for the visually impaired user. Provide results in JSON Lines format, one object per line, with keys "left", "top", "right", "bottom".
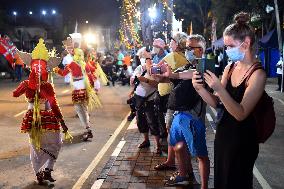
{"left": 123, "top": 12, "right": 271, "bottom": 189}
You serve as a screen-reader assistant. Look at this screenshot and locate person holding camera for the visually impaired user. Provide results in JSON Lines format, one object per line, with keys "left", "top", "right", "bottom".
{"left": 192, "top": 12, "right": 266, "bottom": 189}
{"left": 152, "top": 32, "right": 189, "bottom": 173}
{"left": 151, "top": 38, "right": 169, "bottom": 139}
{"left": 129, "top": 47, "right": 162, "bottom": 154}
{"left": 154, "top": 35, "right": 209, "bottom": 188}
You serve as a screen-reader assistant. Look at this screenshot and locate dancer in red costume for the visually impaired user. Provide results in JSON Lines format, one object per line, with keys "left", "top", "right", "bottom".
{"left": 13, "top": 39, "right": 69, "bottom": 184}
{"left": 53, "top": 48, "right": 101, "bottom": 141}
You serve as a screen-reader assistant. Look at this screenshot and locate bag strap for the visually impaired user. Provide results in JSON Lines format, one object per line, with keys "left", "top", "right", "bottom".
{"left": 145, "top": 90, "right": 156, "bottom": 100}
{"left": 227, "top": 63, "right": 236, "bottom": 80}
{"left": 133, "top": 69, "right": 147, "bottom": 92}
{"left": 245, "top": 62, "right": 263, "bottom": 87}
{"left": 141, "top": 69, "right": 147, "bottom": 77}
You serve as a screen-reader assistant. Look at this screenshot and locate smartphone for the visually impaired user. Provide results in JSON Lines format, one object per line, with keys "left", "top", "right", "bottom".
{"left": 151, "top": 64, "right": 167, "bottom": 74}
{"left": 196, "top": 58, "right": 216, "bottom": 77}
{"left": 151, "top": 66, "right": 162, "bottom": 74}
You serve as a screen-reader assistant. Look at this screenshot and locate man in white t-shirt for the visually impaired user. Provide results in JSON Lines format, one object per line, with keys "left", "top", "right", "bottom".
{"left": 276, "top": 57, "right": 283, "bottom": 91}
{"left": 130, "top": 52, "right": 162, "bottom": 154}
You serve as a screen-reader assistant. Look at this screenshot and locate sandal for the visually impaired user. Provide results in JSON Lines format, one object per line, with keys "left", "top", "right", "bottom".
{"left": 154, "top": 163, "right": 176, "bottom": 170}
{"left": 165, "top": 175, "right": 191, "bottom": 186}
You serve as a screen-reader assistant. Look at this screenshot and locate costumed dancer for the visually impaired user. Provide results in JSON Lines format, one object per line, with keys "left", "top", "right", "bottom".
{"left": 86, "top": 49, "right": 108, "bottom": 91}
{"left": 12, "top": 39, "right": 70, "bottom": 184}
{"left": 53, "top": 48, "right": 101, "bottom": 141}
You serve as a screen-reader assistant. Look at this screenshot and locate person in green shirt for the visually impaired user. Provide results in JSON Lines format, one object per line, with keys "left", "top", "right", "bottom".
{"left": 116, "top": 49, "right": 124, "bottom": 66}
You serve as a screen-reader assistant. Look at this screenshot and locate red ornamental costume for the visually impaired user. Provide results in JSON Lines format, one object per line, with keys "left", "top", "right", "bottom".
{"left": 54, "top": 48, "right": 101, "bottom": 141}
{"left": 12, "top": 39, "right": 69, "bottom": 184}
{"left": 56, "top": 59, "right": 97, "bottom": 103}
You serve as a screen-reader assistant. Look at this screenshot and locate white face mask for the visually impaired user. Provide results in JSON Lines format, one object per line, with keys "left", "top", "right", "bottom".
{"left": 225, "top": 42, "right": 245, "bottom": 62}
{"left": 152, "top": 47, "right": 160, "bottom": 54}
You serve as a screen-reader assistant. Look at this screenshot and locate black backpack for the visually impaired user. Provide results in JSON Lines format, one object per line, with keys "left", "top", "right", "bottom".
{"left": 245, "top": 63, "right": 276, "bottom": 143}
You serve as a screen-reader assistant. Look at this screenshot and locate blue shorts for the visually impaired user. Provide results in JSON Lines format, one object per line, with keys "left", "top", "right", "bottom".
{"left": 169, "top": 112, "right": 208, "bottom": 157}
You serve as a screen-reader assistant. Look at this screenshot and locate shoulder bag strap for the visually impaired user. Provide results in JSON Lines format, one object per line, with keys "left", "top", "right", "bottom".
{"left": 227, "top": 63, "right": 236, "bottom": 80}
{"left": 245, "top": 62, "right": 263, "bottom": 87}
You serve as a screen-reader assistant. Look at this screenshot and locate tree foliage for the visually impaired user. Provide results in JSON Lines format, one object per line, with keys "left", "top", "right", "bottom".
{"left": 173, "top": 0, "right": 284, "bottom": 39}
{"left": 174, "top": 0, "right": 211, "bottom": 37}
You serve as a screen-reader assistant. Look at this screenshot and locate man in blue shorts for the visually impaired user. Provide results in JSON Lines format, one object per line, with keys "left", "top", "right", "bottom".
{"left": 164, "top": 35, "right": 210, "bottom": 189}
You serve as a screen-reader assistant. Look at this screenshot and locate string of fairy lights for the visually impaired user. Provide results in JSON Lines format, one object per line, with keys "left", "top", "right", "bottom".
{"left": 119, "top": 0, "right": 174, "bottom": 49}
{"left": 119, "top": 0, "right": 141, "bottom": 49}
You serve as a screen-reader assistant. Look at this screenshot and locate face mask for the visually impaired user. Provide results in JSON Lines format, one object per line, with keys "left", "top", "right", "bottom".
{"left": 185, "top": 50, "right": 195, "bottom": 62}
{"left": 225, "top": 43, "right": 245, "bottom": 62}
{"left": 152, "top": 47, "right": 160, "bottom": 54}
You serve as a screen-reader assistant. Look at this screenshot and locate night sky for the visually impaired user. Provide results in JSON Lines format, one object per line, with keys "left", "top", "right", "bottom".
{"left": 1, "top": 0, "right": 121, "bottom": 27}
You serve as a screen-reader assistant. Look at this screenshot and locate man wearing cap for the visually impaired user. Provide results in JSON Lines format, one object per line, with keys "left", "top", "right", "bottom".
{"left": 152, "top": 38, "right": 168, "bottom": 65}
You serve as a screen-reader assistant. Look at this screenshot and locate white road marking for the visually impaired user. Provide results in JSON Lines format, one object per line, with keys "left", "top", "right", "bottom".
{"left": 91, "top": 179, "right": 104, "bottom": 189}
{"left": 277, "top": 99, "right": 284, "bottom": 106}
{"left": 111, "top": 140, "right": 126, "bottom": 157}
{"left": 72, "top": 112, "right": 130, "bottom": 189}
{"left": 14, "top": 110, "right": 26, "bottom": 117}
{"left": 62, "top": 89, "right": 70, "bottom": 94}
{"left": 253, "top": 166, "right": 272, "bottom": 189}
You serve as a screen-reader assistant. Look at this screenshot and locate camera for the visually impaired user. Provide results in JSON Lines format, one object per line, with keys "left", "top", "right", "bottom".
{"left": 150, "top": 64, "right": 167, "bottom": 74}
{"left": 196, "top": 58, "right": 216, "bottom": 78}
{"left": 151, "top": 66, "right": 162, "bottom": 74}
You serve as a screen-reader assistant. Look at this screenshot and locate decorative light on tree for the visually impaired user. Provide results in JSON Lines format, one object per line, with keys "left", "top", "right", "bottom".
{"left": 119, "top": 0, "right": 142, "bottom": 49}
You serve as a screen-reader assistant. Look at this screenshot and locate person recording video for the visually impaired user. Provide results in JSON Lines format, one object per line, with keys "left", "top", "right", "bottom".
{"left": 153, "top": 34, "right": 210, "bottom": 188}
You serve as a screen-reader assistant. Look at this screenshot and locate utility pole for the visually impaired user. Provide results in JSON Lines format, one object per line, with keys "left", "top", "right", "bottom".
{"left": 274, "top": 0, "right": 283, "bottom": 92}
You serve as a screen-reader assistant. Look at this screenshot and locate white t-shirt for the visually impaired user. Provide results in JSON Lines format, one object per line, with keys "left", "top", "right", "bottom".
{"left": 133, "top": 65, "right": 156, "bottom": 100}
{"left": 276, "top": 59, "right": 283, "bottom": 75}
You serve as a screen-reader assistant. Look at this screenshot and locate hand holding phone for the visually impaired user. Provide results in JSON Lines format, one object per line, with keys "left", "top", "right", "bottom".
{"left": 192, "top": 70, "right": 204, "bottom": 90}
{"left": 196, "top": 58, "right": 216, "bottom": 79}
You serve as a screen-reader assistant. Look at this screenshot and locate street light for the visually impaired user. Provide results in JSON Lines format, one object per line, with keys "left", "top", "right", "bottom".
{"left": 52, "top": 10, "right": 56, "bottom": 15}
{"left": 148, "top": 6, "right": 157, "bottom": 20}
{"left": 85, "top": 20, "right": 89, "bottom": 24}
{"left": 29, "top": 11, "right": 33, "bottom": 15}
{"left": 12, "top": 11, "right": 17, "bottom": 23}
{"left": 42, "top": 10, "right": 47, "bottom": 16}
{"left": 148, "top": 5, "right": 157, "bottom": 41}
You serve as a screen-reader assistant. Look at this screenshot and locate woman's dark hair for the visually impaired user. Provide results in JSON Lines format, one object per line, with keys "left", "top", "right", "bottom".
{"left": 223, "top": 12, "right": 255, "bottom": 48}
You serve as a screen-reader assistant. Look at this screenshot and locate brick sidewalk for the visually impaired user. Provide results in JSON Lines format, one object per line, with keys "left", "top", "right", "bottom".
{"left": 96, "top": 119, "right": 215, "bottom": 189}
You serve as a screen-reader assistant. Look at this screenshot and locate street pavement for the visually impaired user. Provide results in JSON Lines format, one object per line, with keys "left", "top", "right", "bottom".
{"left": 89, "top": 78, "right": 284, "bottom": 189}
{"left": 0, "top": 76, "right": 283, "bottom": 189}
{"left": 0, "top": 76, "right": 131, "bottom": 189}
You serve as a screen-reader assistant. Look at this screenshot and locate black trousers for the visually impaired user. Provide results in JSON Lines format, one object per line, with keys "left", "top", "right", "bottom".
{"left": 135, "top": 98, "right": 159, "bottom": 136}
